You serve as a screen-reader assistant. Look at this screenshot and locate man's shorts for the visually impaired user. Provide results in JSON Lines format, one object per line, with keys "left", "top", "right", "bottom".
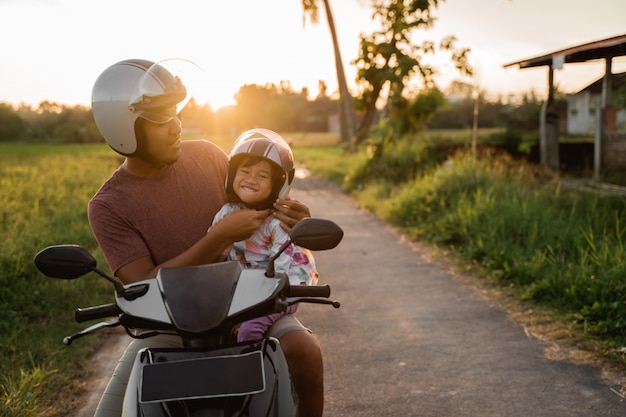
{"left": 266, "top": 313, "right": 312, "bottom": 338}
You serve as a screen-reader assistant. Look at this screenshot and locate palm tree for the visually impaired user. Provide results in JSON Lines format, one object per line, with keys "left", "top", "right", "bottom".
{"left": 301, "top": 0, "right": 356, "bottom": 151}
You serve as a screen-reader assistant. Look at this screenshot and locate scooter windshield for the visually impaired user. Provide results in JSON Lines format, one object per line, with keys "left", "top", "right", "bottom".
{"left": 157, "top": 262, "right": 242, "bottom": 334}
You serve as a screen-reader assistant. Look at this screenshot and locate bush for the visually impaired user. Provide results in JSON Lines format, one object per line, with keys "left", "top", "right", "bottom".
{"left": 343, "top": 138, "right": 443, "bottom": 191}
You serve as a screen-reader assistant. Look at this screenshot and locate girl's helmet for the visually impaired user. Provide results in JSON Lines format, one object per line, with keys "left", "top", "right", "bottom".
{"left": 91, "top": 58, "right": 201, "bottom": 155}
{"left": 226, "top": 128, "right": 295, "bottom": 208}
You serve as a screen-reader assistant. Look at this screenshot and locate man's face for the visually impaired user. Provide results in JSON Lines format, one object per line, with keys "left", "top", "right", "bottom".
{"left": 136, "top": 114, "right": 182, "bottom": 168}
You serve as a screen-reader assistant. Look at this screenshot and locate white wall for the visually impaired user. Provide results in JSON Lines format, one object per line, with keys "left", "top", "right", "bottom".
{"left": 567, "top": 91, "right": 626, "bottom": 135}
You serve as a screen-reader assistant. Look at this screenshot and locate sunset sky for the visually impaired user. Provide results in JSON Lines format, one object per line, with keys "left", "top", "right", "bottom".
{"left": 1, "top": 0, "right": 625, "bottom": 110}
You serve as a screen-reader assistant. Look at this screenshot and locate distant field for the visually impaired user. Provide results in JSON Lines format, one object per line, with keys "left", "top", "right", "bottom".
{"left": 184, "top": 131, "right": 342, "bottom": 150}
{"left": 422, "top": 127, "right": 503, "bottom": 143}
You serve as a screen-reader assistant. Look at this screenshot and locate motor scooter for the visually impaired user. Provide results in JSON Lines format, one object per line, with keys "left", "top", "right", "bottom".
{"left": 34, "top": 218, "right": 343, "bottom": 417}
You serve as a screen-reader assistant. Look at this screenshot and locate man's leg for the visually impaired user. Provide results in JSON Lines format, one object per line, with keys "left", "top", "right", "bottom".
{"left": 94, "top": 334, "right": 182, "bottom": 417}
{"left": 267, "top": 315, "right": 324, "bottom": 417}
{"left": 280, "top": 329, "right": 324, "bottom": 417}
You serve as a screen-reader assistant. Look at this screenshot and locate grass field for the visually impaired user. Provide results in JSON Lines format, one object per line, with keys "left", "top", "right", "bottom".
{"left": 1, "top": 143, "right": 123, "bottom": 416}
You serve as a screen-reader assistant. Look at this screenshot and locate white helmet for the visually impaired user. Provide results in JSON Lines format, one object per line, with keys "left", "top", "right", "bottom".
{"left": 91, "top": 58, "right": 200, "bottom": 155}
{"left": 226, "top": 128, "right": 295, "bottom": 208}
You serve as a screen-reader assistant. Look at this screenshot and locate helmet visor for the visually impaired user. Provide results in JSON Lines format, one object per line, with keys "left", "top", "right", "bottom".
{"left": 128, "top": 59, "right": 204, "bottom": 124}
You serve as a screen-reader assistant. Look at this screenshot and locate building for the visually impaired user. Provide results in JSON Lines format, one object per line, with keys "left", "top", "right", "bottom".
{"left": 504, "top": 33, "right": 626, "bottom": 177}
{"left": 567, "top": 71, "right": 626, "bottom": 135}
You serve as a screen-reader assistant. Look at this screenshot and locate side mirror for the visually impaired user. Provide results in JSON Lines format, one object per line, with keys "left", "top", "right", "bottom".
{"left": 34, "top": 245, "right": 97, "bottom": 279}
{"left": 289, "top": 218, "right": 344, "bottom": 251}
{"left": 265, "top": 218, "right": 343, "bottom": 278}
{"left": 34, "top": 245, "right": 144, "bottom": 299}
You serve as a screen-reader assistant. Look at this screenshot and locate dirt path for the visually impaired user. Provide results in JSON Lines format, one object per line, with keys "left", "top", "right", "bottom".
{"left": 73, "top": 329, "right": 128, "bottom": 417}
{"left": 74, "top": 174, "right": 626, "bottom": 416}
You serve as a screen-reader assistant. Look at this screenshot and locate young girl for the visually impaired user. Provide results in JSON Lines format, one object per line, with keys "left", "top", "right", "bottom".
{"left": 210, "top": 128, "right": 318, "bottom": 342}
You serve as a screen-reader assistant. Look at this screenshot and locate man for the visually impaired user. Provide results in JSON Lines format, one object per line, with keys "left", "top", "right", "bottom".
{"left": 88, "top": 59, "right": 324, "bottom": 417}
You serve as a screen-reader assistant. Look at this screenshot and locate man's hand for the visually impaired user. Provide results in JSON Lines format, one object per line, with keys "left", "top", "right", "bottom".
{"left": 273, "top": 197, "right": 311, "bottom": 233}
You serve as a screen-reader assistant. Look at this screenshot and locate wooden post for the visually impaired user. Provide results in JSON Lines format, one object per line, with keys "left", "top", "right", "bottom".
{"left": 540, "top": 66, "right": 559, "bottom": 170}
{"left": 471, "top": 86, "right": 479, "bottom": 159}
{"left": 595, "top": 58, "right": 612, "bottom": 179}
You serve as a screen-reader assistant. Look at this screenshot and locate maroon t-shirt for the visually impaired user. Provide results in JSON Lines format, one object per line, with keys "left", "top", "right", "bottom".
{"left": 88, "top": 140, "right": 229, "bottom": 276}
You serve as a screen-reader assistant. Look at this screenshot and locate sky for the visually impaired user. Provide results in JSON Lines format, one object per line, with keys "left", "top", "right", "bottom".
{"left": 0, "top": 0, "right": 625, "bottom": 110}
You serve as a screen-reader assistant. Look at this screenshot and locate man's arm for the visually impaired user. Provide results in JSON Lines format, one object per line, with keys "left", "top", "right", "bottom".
{"left": 115, "top": 208, "right": 270, "bottom": 284}
{"left": 115, "top": 198, "right": 313, "bottom": 284}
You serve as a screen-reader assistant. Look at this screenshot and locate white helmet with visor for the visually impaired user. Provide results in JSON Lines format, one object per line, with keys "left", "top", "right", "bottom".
{"left": 91, "top": 58, "right": 202, "bottom": 155}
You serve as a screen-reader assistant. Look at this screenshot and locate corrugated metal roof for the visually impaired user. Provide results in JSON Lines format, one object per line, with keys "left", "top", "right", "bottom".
{"left": 503, "top": 33, "right": 626, "bottom": 69}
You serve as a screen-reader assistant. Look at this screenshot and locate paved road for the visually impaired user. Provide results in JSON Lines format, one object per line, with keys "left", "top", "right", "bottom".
{"left": 76, "top": 175, "right": 625, "bottom": 416}
{"left": 290, "top": 176, "right": 625, "bottom": 417}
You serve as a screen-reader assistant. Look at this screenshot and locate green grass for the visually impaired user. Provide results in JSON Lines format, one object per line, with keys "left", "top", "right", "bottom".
{"left": 0, "top": 143, "right": 122, "bottom": 416}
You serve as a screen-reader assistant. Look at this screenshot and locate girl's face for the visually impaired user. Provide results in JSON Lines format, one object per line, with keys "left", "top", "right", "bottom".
{"left": 233, "top": 159, "right": 274, "bottom": 207}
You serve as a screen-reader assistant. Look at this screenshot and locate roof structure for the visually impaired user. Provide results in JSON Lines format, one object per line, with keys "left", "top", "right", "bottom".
{"left": 503, "top": 33, "right": 626, "bottom": 178}
{"left": 503, "top": 33, "right": 626, "bottom": 69}
{"left": 577, "top": 71, "right": 626, "bottom": 95}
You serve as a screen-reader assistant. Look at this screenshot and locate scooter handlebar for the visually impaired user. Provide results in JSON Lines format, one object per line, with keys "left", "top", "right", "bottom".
{"left": 75, "top": 304, "right": 121, "bottom": 323}
{"left": 287, "top": 284, "right": 331, "bottom": 298}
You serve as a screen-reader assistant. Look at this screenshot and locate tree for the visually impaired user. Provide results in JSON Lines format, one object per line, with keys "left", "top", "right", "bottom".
{"left": 389, "top": 88, "right": 446, "bottom": 139}
{"left": 353, "top": 0, "right": 473, "bottom": 145}
{"left": 301, "top": 0, "right": 357, "bottom": 150}
{"left": 0, "top": 103, "right": 27, "bottom": 142}
{"left": 180, "top": 98, "right": 215, "bottom": 134}
{"left": 233, "top": 82, "right": 310, "bottom": 132}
